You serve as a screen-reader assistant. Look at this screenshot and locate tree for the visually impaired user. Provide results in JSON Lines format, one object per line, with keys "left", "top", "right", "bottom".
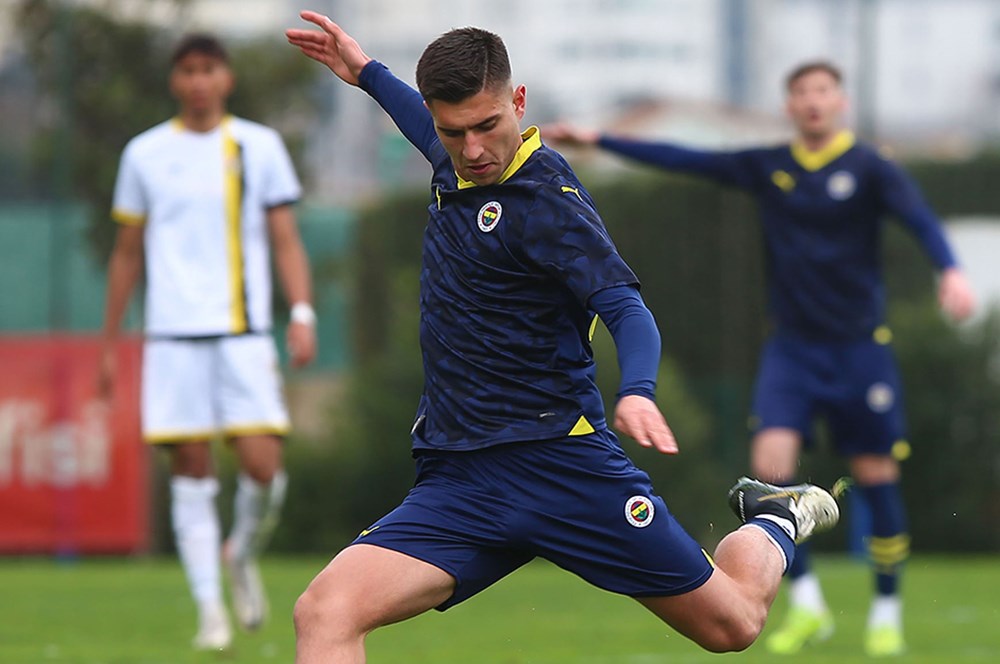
{"left": 14, "top": 0, "right": 321, "bottom": 260}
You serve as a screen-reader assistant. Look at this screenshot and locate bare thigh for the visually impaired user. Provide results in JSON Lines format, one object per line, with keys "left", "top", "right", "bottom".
{"left": 299, "top": 543, "right": 457, "bottom": 634}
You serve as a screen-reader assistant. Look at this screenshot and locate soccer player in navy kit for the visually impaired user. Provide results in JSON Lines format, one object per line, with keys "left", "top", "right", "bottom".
{"left": 287, "top": 14, "right": 840, "bottom": 663}
{"left": 544, "top": 62, "right": 976, "bottom": 657}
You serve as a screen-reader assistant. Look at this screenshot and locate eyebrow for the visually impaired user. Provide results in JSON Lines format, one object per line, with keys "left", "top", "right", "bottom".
{"left": 436, "top": 113, "right": 501, "bottom": 134}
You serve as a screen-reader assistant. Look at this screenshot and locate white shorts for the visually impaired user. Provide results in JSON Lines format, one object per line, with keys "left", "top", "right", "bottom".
{"left": 141, "top": 334, "right": 290, "bottom": 443}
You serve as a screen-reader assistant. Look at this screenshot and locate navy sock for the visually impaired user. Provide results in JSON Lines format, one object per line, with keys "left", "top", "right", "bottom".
{"left": 788, "top": 541, "right": 812, "bottom": 579}
{"left": 860, "top": 482, "right": 909, "bottom": 595}
{"left": 780, "top": 481, "right": 811, "bottom": 579}
{"left": 747, "top": 517, "right": 796, "bottom": 574}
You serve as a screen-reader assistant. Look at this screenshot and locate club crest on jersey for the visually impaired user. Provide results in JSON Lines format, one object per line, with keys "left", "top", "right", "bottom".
{"left": 827, "top": 170, "right": 856, "bottom": 200}
{"left": 477, "top": 201, "right": 503, "bottom": 233}
{"left": 867, "top": 382, "right": 895, "bottom": 413}
{"left": 624, "top": 495, "right": 655, "bottom": 528}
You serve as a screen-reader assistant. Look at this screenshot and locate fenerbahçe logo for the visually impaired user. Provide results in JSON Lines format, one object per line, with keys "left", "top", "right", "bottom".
{"left": 477, "top": 201, "right": 503, "bottom": 233}
{"left": 827, "top": 170, "right": 856, "bottom": 200}
{"left": 625, "top": 495, "right": 655, "bottom": 528}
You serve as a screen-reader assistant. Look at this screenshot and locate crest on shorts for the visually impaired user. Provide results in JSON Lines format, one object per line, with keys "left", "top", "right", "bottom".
{"left": 477, "top": 201, "right": 503, "bottom": 233}
{"left": 827, "top": 170, "right": 856, "bottom": 200}
{"left": 867, "top": 382, "right": 895, "bottom": 413}
{"left": 624, "top": 495, "right": 655, "bottom": 528}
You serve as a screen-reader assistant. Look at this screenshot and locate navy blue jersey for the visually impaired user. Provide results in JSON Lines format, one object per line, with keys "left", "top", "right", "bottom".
{"left": 598, "top": 131, "right": 957, "bottom": 341}
{"left": 360, "top": 62, "right": 639, "bottom": 451}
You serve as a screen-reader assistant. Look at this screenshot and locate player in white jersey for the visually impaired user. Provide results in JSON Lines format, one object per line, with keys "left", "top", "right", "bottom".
{"left": 99, "top": 34, "right": 317, "bottom": 651}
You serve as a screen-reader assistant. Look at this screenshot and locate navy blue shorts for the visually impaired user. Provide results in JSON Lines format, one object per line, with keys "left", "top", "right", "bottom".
{"left": 751, "top": 333, "right": 906, "bottom": 455}
{"left": 353, "top": 430, "right": 714, "bottom": 610}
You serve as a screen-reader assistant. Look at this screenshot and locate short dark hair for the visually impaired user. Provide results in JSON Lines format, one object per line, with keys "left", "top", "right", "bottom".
{"left": 171, "top": 33, "right": 230, "bottom": 66}
{"left": 415, "top": 27, "right": 511, "bottom": 103}
{"left": 785, "top": 60, "right": 842, "bottom": 90}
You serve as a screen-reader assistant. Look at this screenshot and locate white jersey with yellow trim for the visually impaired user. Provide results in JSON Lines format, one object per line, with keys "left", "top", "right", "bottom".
{"left": 111, "top": 115, "right": 301, "bottom": 337}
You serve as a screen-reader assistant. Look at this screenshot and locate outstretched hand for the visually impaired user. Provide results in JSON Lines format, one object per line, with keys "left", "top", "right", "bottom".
{"left": 614, "top": 394, "right": 679, "bottom": 455}
{"left": 938, "top": 267, "right": 976, "bottom": 322}
{"left": 286, "top": 11, "right": 372, "bottom": 85}
{"left": 540, "top": 122, "right": 601, "bottom": 148}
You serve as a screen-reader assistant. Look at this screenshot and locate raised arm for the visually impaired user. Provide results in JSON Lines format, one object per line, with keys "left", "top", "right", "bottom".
{"left": 542, "top": 122, "right": 757, "bottom": 189}
{"left": 878, "top": 158, "right": 976, "bottom": 322}
{"left": 286, "top": 11, "right": 439, "bottom": 163}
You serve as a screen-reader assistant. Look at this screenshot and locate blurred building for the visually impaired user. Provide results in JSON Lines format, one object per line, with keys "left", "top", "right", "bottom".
{"left": 299, "top": 0, "right": 1000, "bottom": 203}
{"left": 1, "top": 0, "right": 998, "bottom": 203}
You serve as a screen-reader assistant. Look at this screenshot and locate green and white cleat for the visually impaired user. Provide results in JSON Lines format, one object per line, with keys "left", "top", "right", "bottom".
{"left": 728, "top": 477, "right": 840, "bottom": 544}
{"left": 224, "top": 543, "right": 269, "bottom": 632}
{"left": 865, "top": 625, "right": 906, "bottom": 657}
{"left": 765, "top": 606, "right": 834, "bottom": 655}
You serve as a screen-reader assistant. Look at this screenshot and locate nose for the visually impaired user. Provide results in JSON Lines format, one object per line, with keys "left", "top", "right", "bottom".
{"left": 462, "top": 134, "right": 484, "bottom": 162}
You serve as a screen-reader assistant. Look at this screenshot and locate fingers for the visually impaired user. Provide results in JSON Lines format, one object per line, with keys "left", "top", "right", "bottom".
{"left": 614, "top": 395, "right": 679, "bottom": 455}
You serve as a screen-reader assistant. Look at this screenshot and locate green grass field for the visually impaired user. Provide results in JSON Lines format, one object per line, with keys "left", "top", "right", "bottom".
{"left": 1, "top": 555, "right": 996, "bottom": 663}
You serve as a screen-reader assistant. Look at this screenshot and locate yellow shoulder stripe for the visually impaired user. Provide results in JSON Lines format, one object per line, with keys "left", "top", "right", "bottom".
{"left": 112, "top": 209, "right": 146, "bottom": 226}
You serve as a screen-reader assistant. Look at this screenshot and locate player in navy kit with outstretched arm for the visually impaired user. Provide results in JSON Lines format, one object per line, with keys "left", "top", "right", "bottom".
{"left": 544, "top": 61, "right": 975, "bottom": 657}
{"left": 287, "top": 14, "right": 840, "bottom": 663}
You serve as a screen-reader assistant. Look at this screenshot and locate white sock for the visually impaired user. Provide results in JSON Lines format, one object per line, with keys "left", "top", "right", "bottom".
{"left": 171, "top": 476, "right": 223, "bottom": 606}
{"left": 227, "top": 470, "right": 287, "bottom": 560}
{"left": 868, "top": 594, "right": 902, "bottom": 630}
{"left": 789, "top": 573, "right": 828, "bottom": 614}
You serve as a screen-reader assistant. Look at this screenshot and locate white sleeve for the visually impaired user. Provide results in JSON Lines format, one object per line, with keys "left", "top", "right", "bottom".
{"left": 110, "top": 142, "right": 147, "bottom": 225}
{"left": 263, "top": 130, "right": 302, "bottom": 208}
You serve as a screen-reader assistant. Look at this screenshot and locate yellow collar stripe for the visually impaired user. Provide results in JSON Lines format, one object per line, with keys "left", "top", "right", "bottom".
{"left": 456, "top": 126, "right": 542, "bottom": 189}
{"left": 790, "top": 130, "right": 855, "bottom": 172}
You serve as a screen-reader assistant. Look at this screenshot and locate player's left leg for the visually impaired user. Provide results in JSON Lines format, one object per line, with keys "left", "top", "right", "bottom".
{"left": 850, "top": 453, "right": 908, "bottom": 657}
{"left": 226, "top": 434, "right": 286, "bottom": 631}
{"left": 637, "top": 477, "right": 840, "bottom": 652}
{"left": 832, "top": 336, "right": 909, "bottom": 656}
{"left": 217, "top": 334, "right": 292, "bottom": 631}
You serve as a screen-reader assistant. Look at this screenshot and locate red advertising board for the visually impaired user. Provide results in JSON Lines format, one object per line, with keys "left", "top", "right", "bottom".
{"left": 0, "top": 336, "right": 148, "bottom": 553}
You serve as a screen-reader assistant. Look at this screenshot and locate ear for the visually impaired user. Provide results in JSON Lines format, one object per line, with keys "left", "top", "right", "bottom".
{"left": 512, "top": 84, "right": 526, "bottom": 121}
{"left": 168, "top": 69, "right": 180, "bottom": 101}
{"left": 222, "top": 67, "right": 236, "bottom": 97}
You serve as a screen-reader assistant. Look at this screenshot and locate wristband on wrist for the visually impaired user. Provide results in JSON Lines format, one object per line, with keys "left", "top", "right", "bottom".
{"left": 290, "top": 302, "right": 316, "bottom": 326}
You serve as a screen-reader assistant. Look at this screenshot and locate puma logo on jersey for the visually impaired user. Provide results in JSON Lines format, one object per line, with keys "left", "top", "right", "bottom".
{"left": 771, "top": 170, "right": 796, "bottom": 193}
{"left": 560, "top": 185, "right": 584, "bottom": 202}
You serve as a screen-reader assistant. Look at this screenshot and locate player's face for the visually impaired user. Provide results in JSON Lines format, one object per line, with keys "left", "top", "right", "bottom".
{"left": 785, "top": 70, "right": 846, "bottom": 141}
{"left": 428, "top": 84, "right": 527, "bottom": 186}
{"left": 169, "top": 52, "right": 234, "bottom": 116}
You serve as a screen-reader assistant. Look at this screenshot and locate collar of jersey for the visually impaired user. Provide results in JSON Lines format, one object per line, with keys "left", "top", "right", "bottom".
{"left": 456, "top": 126, "right": 542, "bottom": 189}
{"left": 791, "top": 130, "right": 855, "bottom": 172}
{"left": 169, "top": 114, "right": 233, "bottom": 133}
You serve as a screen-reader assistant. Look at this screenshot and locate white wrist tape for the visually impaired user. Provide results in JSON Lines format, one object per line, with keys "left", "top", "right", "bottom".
{"left": 290, "top": 302, "right": 316, "bottom": 326}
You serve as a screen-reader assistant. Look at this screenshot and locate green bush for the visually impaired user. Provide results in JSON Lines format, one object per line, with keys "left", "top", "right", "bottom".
{"left": 273, "top": 160, "right": 1000, "bottom": 553}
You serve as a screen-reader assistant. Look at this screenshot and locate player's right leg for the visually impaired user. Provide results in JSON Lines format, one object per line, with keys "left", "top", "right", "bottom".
{"left": 294, "top": 544, "right": 456, "bottom": 664}
{"left": 750, "top": 428, "right": 834, "bottom": 653}
{"left": 143, "top": 339, "right": 231, "bottom": 650}
{"left": 167, "top": 443, "right": 231, "bottom": 651}
{"left": 749, "top": 335, "right": 834, "bottom": 653}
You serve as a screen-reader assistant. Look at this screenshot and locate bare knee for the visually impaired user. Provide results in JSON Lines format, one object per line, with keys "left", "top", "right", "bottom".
{"left": 697, "top": 610, "right": 766, "bottom": 653}
{"left": 294, "top": 583, "right": 365, "bottom": 644}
